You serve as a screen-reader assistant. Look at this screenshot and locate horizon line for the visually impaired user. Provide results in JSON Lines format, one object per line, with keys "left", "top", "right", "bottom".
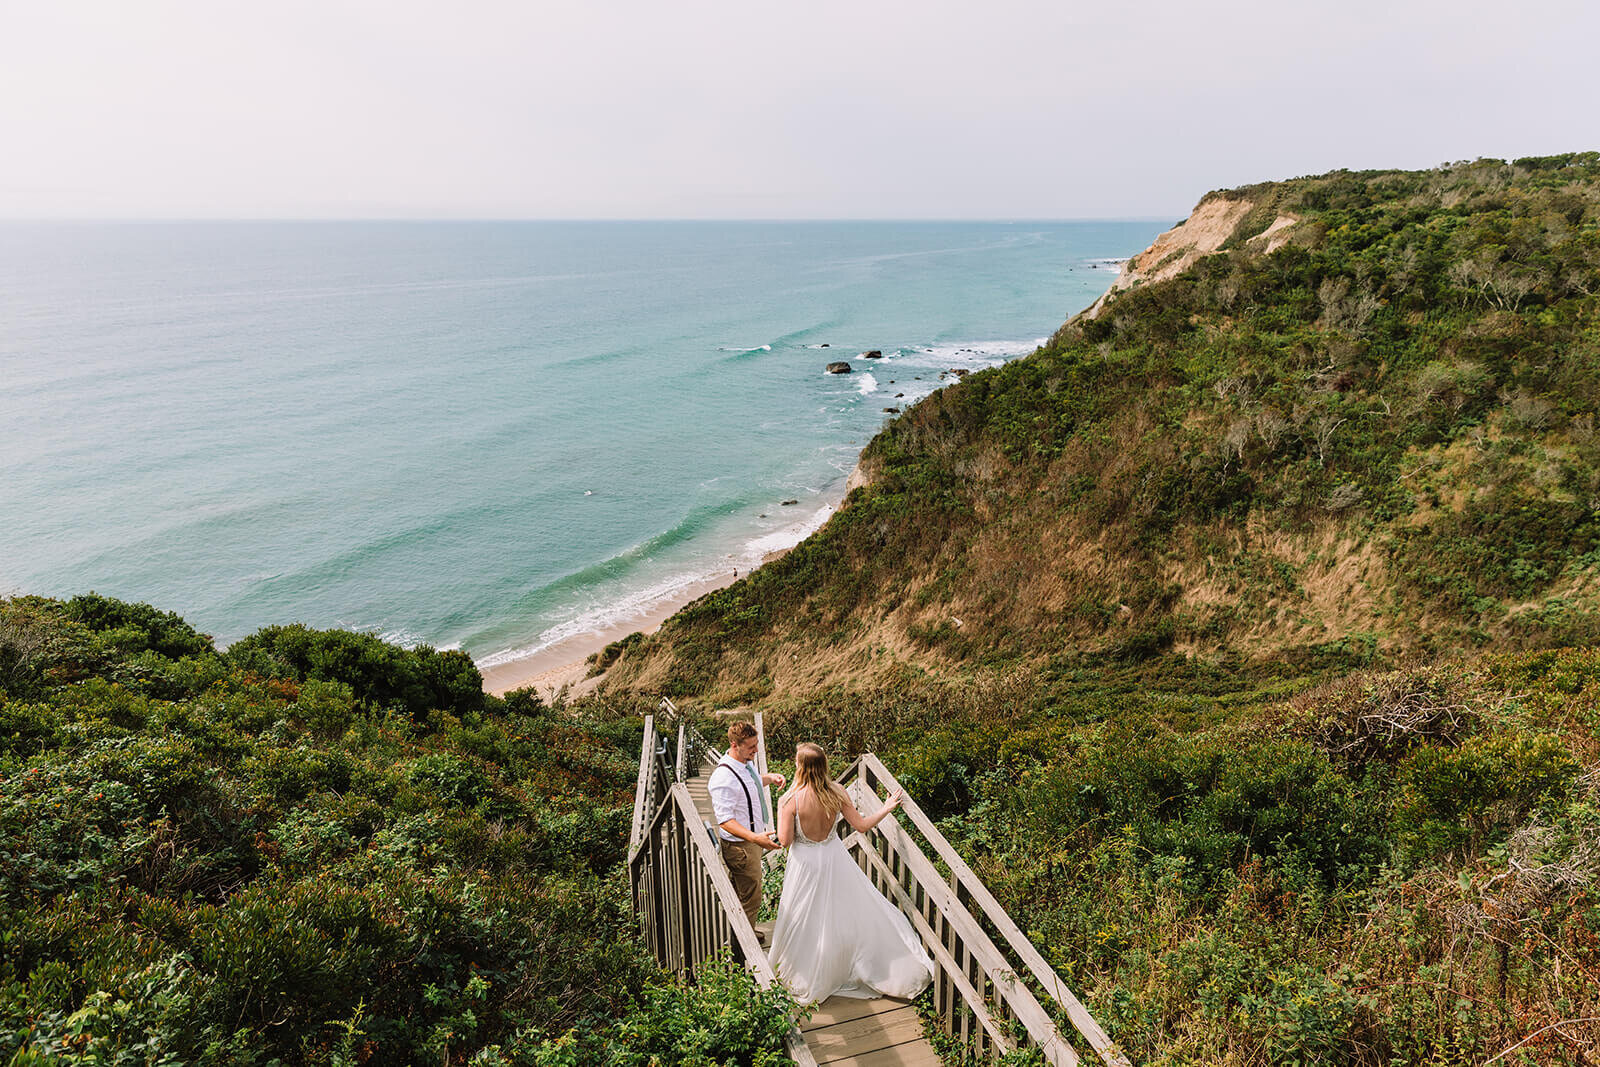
{"left": 0, "top": 214, "right": 1184, "bottom": 225}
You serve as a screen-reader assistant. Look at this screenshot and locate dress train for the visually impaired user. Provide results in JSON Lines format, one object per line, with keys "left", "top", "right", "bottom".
{"left": 767, "top": 804, "right": 934, "bottom": 1004}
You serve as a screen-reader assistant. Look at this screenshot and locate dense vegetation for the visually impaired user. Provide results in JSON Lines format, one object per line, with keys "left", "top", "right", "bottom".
{"left": 743, "top": 649, "right": 1598, "bottom": 1063}
{"left": 0, "top": 594, "right": 795, "bottom": 1065}
{"left": 598, "top": 155, "right": 1600, "bottom": 1063}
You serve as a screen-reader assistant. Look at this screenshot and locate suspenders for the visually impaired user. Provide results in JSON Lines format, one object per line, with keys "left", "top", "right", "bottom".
{"left": 716, "top": 758, "right": 757, "bottom": 826}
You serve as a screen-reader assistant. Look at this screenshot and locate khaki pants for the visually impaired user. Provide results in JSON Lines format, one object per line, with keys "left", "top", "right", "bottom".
{"left": 721, "top": 839, "right": 763, "bottom": 925}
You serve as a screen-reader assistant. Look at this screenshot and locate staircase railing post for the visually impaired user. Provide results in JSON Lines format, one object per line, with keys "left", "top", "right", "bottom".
{"left": 755, "top": 713, "right": 774, "bottom": 831}
{"left": 628, "top": 714, "right": 656, "bottom": 861}
{"left": 681, "top": 805, "right": 699, "bottom": 979}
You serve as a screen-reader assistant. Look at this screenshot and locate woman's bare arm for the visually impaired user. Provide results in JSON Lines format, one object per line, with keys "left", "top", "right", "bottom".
{"left": 776, "top": 792, "right": 795, "bottom": 848}
{"left": 839, "top": 784, "right": 904, "bottom": 833}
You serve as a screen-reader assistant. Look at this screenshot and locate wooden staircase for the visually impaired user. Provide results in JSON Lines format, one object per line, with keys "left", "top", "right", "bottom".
{"left": 684, "top": 750, "right": 940, "bottom": 1065}
{"left": 629, "top": 703, "right": 1131, "bottom": 1067}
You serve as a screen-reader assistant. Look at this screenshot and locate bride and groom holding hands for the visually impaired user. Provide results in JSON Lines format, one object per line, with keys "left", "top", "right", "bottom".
{"left": 709, "top": 721, "right": 934, "bottom": 1004}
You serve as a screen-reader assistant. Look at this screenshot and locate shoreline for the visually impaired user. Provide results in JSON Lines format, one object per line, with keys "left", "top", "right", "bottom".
{"left": 472, "top": 333, "right": 1051, "bottom": 703}
{"left": 479, "top": 547, "right": 792, "bottom": 700}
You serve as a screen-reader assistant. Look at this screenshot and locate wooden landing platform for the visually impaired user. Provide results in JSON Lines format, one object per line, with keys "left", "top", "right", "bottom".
{"left": 800, "top": 996, "right": 941, "bottom": 1066}
{"left": 685, "top": 757, "right": 940, "bottom": 1066}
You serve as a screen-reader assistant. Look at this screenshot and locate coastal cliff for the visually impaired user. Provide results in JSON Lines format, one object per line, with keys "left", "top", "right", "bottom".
{"left": 605, "top": 155, "right": 1600, "bottom": 700}
{"left": 582, "top": 156, "right": 1600, "bottom": 1062}
{"left": 1080, "top": 194, "right": 1300, "bottom": 318}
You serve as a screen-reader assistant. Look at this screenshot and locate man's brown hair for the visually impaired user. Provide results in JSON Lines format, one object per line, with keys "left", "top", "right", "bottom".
{"left": 727, "top": 721, "right": 758, "bottom": 747}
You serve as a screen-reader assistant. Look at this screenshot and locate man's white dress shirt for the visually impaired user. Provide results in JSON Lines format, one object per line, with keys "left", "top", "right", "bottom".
{"left": 708, "top": 754, "right": 768, "bottom": 843}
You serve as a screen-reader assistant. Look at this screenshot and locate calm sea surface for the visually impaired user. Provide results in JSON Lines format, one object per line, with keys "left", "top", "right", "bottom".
{"left": 0, "top": 221, "right": 1163, "bottom": 664}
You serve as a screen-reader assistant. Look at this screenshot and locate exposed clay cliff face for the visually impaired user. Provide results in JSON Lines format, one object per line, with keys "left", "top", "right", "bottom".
{"left": 1083, "top": 197, "right": 1300, "bottom": 318}
{"left": 1248, "top": 211, "right": 1300, "bottom": 254}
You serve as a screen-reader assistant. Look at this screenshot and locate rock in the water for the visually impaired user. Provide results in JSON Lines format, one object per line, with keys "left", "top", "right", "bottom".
{"left": 862, "top": 349, "right": 883, "bottom": 359}
{"left": 781, "top": 499, "right": 799, "bottom": 506}
{"left": 894, "top": 392, "right": 904, "bottom": 398}
{"left": 825, "top": 361, "right": 852, "bottom": 374}
{"left": 819, "top": 343, "right": 830, "bottom": 348}
{"left": 951, "top": 368, "right": 970, "bottom": 378}
{"left": 882, "top": 407, "right": 900, "bottom": 413}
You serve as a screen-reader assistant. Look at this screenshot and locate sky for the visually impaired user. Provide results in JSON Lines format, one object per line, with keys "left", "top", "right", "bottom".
{"left": 1, "top": 0, "right": 1597, "bottom": 220}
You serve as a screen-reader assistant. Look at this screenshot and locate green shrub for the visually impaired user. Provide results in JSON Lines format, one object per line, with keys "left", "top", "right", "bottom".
{"left": 1393, "top": 731, "right": 1578, "bottom": 861}
{"left": 522, "top": 953, "right": 798, "bottom": 1067}
{"left": 63, "top": 592, "right": 215, "bottom": 660}
{"left": 408, "top": 751, "right": 494, "bottom": 809}
{"left": 227, "top": 624, "right": 483, "bottom": 719}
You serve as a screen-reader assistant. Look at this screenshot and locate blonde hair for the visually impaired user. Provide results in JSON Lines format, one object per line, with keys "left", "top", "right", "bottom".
{"left": 794, "top": 742, "right": 847, "bottom": 818}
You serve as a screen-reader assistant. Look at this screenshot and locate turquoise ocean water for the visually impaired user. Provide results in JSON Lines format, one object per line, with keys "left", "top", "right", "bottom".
{"left": 0, "top": 221, "right": 1162, "bottom": 667}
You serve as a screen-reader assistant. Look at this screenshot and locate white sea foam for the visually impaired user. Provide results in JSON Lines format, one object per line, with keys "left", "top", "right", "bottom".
{"left": 473, "top": 566, "right": 736, "bottom": 668}
{"left": 476, "top": 496, "right": 843, "bottom": 671}
{"left": 744, "top": 501, "right": 836, "bottom": 556}
{"left": 475, "top": 567, "right": 733, "bottom": 669}
{"left": 719, "top": 343, "right": 772, "bottom": 352}
{"left": 1085, "top": 258, "right": 1127, "bottom": 275}
{"left": 478, "top": 335, "right": 1046, "bottom": 673}
{"left": 374, "top": 626, "right": 428, "bottom": 649}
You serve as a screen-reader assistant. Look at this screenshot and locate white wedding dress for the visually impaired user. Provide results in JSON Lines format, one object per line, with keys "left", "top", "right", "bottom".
{"left": 767, "top": 800, "right": 934, "bottom": 1004}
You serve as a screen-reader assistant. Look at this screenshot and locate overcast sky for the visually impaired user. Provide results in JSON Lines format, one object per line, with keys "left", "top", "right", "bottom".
{"left": 2, "top": 0, "right": 1596, "bottom": 220}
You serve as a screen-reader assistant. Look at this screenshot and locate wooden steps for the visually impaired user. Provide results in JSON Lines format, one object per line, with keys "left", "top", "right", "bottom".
{"left": 800, "top": 997, "right": 942, "bottom": 1066}
{"left": 686, "top": 755, "right": 940, "bottom": 1065}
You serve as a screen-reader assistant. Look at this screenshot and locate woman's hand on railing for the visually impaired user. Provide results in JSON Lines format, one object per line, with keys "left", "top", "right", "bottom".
{"left": 846, "top": 787, "right": 906, "bottom": 833}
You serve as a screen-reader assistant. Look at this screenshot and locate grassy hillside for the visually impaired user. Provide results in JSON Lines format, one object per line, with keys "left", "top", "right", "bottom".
{"left": 740, "top": 645, "right": 1598, "bottom": 1063}
{"left": 0, "top": 594, "right": 794, "bottom": 1065}
{"left": 605, "top": 153, "right": 1600, "bottom": 703}
{"left": 587, "top": 153, "right": 1600, "bottom": 1064}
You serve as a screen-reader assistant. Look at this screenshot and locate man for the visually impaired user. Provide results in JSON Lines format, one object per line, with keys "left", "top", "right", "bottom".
{"left": 709, "top": 721, "right": 786, "bottom": 930}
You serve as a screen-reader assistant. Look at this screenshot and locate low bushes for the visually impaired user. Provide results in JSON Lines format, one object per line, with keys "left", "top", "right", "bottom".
{"left": 0, "top": 594, "right": 795, "bottom": 1065}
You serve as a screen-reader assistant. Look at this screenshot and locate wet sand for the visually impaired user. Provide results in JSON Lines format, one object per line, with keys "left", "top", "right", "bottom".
{"left": 479, "top": 550, "right": 789, "bottom": 701}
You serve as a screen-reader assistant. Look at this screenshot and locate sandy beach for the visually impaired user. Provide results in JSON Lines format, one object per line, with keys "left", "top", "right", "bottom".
{"left": 479, "top": 551, "right": 789, "bottom": 701}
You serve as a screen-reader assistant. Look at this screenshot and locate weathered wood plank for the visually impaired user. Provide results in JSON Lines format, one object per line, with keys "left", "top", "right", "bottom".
{"left": 845, "top": 1041, "right": 946, "bottom": 1067}
{"left": 805, "top": 1005, "right": 925, "bottom": 1063}
{"left": 800, "top": 996, "right": 904, "bottom": 1030}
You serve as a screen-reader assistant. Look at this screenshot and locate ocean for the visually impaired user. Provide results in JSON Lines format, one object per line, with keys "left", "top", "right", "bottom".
{"left": 0, "top": 220, "right": 1163, "bottom": 670}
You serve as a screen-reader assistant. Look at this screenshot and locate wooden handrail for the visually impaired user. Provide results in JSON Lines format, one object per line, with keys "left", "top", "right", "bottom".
{"left": 755, "top": 710, "right": 774, "bottom": 832}
{"left": 634, "top": 783, "right": 770, "bottom": 972}
{"left": 841, "top": 754, "right": 1130, "bottom": 1067}
{"left": 842, "top": 779, "right": 1079, "bottom": 1066}
{"left": 849, "top": 833, "right": 1020, "bottom": 1055}
{"left": 675, "top": 720, "right": 688, "bottom": 781}
{"left": 627, "top": 714, "right": 657, "bottom": 860}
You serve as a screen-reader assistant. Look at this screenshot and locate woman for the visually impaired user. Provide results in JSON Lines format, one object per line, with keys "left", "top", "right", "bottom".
{"left": 767, "top": 743, "right": 934, "bottom": 1004}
